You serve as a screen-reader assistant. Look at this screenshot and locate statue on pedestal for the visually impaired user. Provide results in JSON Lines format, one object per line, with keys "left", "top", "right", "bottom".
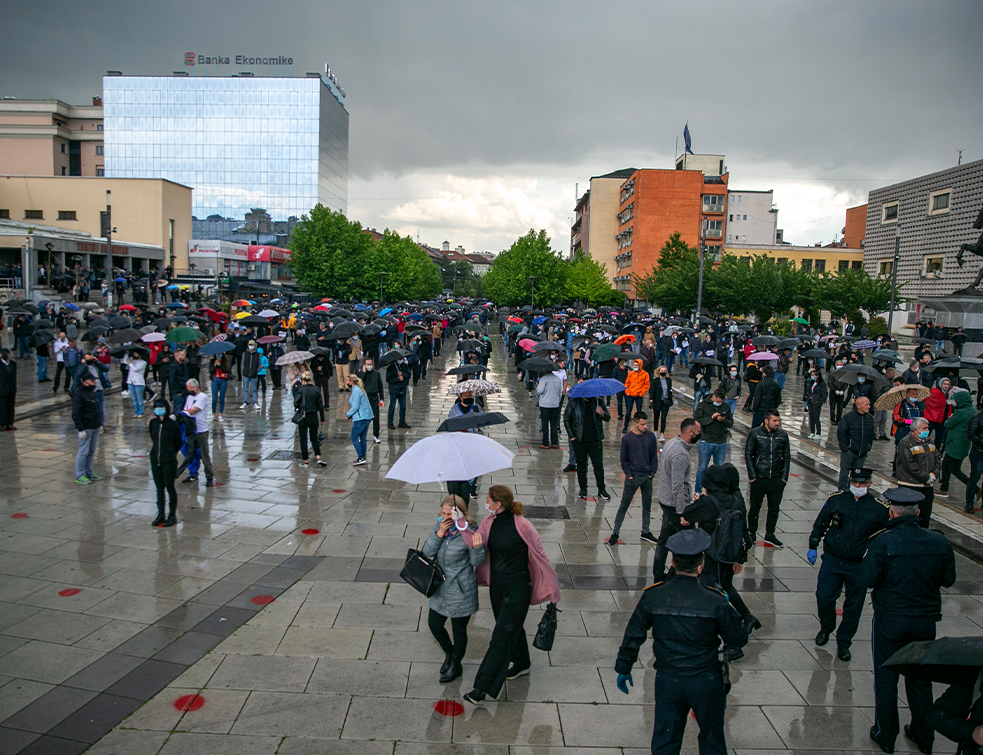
{"left": 955, "top": 204, "right": 983, "bottom": 288}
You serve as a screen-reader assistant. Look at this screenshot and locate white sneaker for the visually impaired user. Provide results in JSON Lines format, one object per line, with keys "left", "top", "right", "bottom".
{"left": 252, "top": 404, "right": 260, "bottom": 409}
{"left": 658, "top": 434, "right": 666, "bottom": 442}
{"left": 239, "top": 403, "right": 247, "bottom": 409}
{"left": 373, "top": 436, "right": 380, "bottom": 444}
{"left": 121, "top": 390, "right": 130, "bottom": 397}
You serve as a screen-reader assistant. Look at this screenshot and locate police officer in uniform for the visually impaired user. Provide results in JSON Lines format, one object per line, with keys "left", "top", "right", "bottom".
{"left": 614, "top": 529, "right": 748, "bottom": 755}
{"left": 807, "top": 467, "right": 889, "bottom": 662}
{"left": 863, "top": 487, "right": 957, "bottom": 754}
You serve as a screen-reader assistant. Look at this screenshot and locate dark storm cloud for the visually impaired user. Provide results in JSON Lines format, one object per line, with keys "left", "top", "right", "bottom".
{"left": 2, "top": 0, "right": 981, "bottom": 183}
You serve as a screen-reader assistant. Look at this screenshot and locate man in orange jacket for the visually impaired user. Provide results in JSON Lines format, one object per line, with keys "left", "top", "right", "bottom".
{"left": 623, "top": 359, "right": 650, "bottom": 433}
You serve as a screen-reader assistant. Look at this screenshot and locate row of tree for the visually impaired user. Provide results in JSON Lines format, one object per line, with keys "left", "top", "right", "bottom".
{"left": 482, "top": 230, "right": 624, "bottom": 307}
{"left": 634, "top": 233, "right": 896, "bottom": 323}
{"left": 288, "top": 206, "right": 443, "bottom": 300}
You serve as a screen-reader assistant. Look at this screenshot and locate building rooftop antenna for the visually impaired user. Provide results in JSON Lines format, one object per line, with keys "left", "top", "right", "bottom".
{"left": 957, "top": 149, "right": 964, "bottom": 166}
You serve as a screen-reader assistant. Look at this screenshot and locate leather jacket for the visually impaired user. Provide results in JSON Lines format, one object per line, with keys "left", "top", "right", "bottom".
{"left": 563, "top": 397, "right": 610, "bottom": 442}
{"left": 744, "top": 425, "right": 791, "bottom": 481}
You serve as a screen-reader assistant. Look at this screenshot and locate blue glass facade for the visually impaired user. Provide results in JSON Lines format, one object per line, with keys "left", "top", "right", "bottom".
{"left": 103, "top": 75, "right": 348, "bottom": 222}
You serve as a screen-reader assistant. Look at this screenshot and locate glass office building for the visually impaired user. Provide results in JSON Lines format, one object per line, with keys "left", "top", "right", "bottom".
{"left": 102, "top": 74, "right": 348, "bottom": 223}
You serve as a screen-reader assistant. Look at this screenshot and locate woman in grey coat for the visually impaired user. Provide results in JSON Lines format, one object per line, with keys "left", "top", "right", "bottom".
{"left": 423, "top": 494, "right": 485, "bottom": 683}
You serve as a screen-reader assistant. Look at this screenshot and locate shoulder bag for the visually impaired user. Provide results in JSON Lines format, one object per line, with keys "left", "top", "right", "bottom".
{"left": 400, "top": 547, "right": 445, "bottom": 597}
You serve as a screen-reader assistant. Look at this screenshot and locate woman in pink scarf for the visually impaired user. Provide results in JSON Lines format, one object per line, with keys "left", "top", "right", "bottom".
{"left": 462, "top": 485, "right": 560, "bottom": 705}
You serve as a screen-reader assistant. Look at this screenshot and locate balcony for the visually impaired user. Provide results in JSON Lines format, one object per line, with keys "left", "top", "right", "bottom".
{"left": 706, "top": 228, "right": 723, "bottom": 239}
{"left": 702, "top": 198, "right": 725, "bottom": 214}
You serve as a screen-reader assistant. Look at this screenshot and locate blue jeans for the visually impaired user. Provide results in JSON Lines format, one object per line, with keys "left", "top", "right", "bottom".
{"left": 775, "top": 372, "right": 787, "bottom": 390}
{"left": 623, "top": 395, "right": 643, "bottom": 426}
{"left": 36, "top": 356, "right": 48, "bottom": 381}
{"left": 243, "top": 377, "right": 258, "bottom": 405}
{"left": 724, "top": 398, "right": 737, "bottom": 416}
{"left": 664, "top": 352, "right": 676, "bottom": 374}
{"left": 17, "top": 336, "right": 30, "bottom": 359}
{"left": 388, "top": 392, "right": 407, "bottom": 425}
{"left": 694, "top": 441, "right": 728, "bottom": 493}
{"left": 76, "top": 428, "right": 98, "bottom": 479}
{"left": 351, "top": 419, "right": 370, "bottom": 459}
{"left": 693, "top": 388, "right": 709, "bottom": 415}
{"left": 679, "top": 348, "right": 689, "bottom": 367}
{"left": 96, "top": 390, "right": 105, "bottom": 425}
{"left": 129, "top": 384, "right": 145, "bottom": 415}
{"left": 211, "top": 377, "right": 227, "bottom": 413}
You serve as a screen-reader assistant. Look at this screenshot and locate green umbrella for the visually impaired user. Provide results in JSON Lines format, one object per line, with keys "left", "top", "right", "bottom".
{"left": 165, "top": 327, "right": 206, "bottom": 344}
{"left": 507, "top": 324, "right": 523, "bottom": 333}
{"left": 591, "top": 343, "right": 622, "bottom": 362}
{"left": 791, "top": 317, "right": 809, "bottom": 325}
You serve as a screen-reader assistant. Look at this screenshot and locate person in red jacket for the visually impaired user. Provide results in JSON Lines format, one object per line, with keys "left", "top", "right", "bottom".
{"left": 923, "top": 377, "right": 952, "bottom": 447}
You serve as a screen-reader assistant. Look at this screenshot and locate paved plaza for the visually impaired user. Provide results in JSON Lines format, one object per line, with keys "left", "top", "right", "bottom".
{"left": 0, "top": 338, "right": 981, "bottom": 754}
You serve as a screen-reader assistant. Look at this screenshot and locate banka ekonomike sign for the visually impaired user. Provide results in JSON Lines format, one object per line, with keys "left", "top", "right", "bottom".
{"left": 185, "top": 52, "right": 294, "bottom": 66}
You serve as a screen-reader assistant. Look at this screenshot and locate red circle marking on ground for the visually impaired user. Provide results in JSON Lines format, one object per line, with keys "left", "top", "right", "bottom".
{"left": 836, "top": 608, "right": 844, "bottom": 616}
{"left": 10, "top": 513, "right": 28, "bottom": 519}
{"left": 433, "top": 700, "right": 464, "bottom": 716}
{"left": 332, "top": 489, "right": 347, "bottom": 494}
{"left": 58, "top": 588, "right": 81, "bottom": 597}
{"left": 174, "top": 694, "right": 205, "bottom": 712}
{"left": 251, "top": 595, "right": 276, "bottom": 605}
{"left": 246, "top": 458, "right": 260, "bottom": 462}
{"left": 301, "top": 528, "right": 320, "bottom": 535}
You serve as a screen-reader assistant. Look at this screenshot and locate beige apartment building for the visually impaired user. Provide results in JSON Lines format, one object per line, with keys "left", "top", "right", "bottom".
{"left": 0, "top": 176, "right": 192, "bottom": 273}
{"left": 0, "top": 98, "right": 104, "bottom": 177}
{"left": 583, "top": 169, "right": 634, "bottom": 283}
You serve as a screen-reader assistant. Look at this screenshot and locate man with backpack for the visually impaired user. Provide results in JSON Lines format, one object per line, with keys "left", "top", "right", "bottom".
{"left": 806, "top": 467, "right": 889, "bottom": 662}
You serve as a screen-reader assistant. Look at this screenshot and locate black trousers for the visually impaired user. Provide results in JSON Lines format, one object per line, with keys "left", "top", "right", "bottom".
{"left": 748, "top": 477, "right": 786, "bottom": 536}
{"left": 815, "top": 554, "right": 867, "bottom": 649}
{"left": 298, "top": 414, "right": 321, "bottom": 460}
{"left": 652, "top": 673, "right": 728, "bottom": 755}
{"left": 271, "top": 368, "right": 283, "bottom": 389}
{"left": 540, "top": 406, "right": 560, "bottom": 446}
{"left": 702, "top": 555, "right": 749, "bottom": 621}
{"left": 652, "top": 403, "right": 671, "bottom": 434}
{"left": 904, "top": 484, "right": 935, "bottom": 528}
{"left": 807, "top": 403, "right": 823, "bottom": 435}
{"left": 829, "top": 393, "right": 845, "bottom": 423}
{"left": 367, "top": 394, "right": 381, "bottom": 438}
{"left": 54, "top": 361, "right": 71, "bottom": 392}
{"left": 473, "top": 574, "right": 531, "bottom": 698}
{"left": 427, "top": 609, "right": 470, "bottom": 663}
{"left": 873, "top": 617, "right": 937, "bottom": 748}
{"left": 939, "top": 454, "right": 968, "bottom": 492}
{"left": 151, "top": 461, "right": 178, "bottom": 517}
{"left": 653, "top": 504, "right": 683, "bottom": 578}
{"left": 572, "top": 440, "right": 606, "bottom": 495}
{"left": 0, "top": 394, "right": 14, "bottom": 427}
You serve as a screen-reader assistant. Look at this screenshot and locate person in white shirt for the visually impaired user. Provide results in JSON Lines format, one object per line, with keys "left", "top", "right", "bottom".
{"left": 179, "top": 379, "right": 215, "bottom": 486}
{"left": 123, "top": 351, "right": 148, "bottom": 417}
{"left": 52, "top": 333, "right": 70, "bottom": 393}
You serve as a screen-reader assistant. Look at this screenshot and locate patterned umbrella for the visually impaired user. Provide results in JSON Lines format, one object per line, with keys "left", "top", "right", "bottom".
{"left": 874, "top": 383, "right": 932, "bottom": 412}
{"left": 852, "top": 339, "right": 878, "bottom": 350}
{"left": 209, "top": 333, "right": 228, "bottom": 342}
{"left": 531, "top": 340, "right": 564, "bottom": 352}
{"left": 275, "top": 350, "right": 314, "bottom": 366}
{"left": 447, "top": 379, "right": 501, "bottom": 396}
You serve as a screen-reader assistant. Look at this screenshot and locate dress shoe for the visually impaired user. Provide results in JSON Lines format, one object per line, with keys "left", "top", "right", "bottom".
{"left": 836, "top": 646, "right": 852, "bottom": 662}
{"left": 744, "top": 614, "right": 763, "bottom": 631}
{"left": 903, "top": 724, "right": 933, "bottom": 754}
{"left": 440, "top": 652, "right": 452, "bottom": 676}
{"left": 163, "top": 515, "right": 177, "bottom": 527}
{"left": 870, "top": 725, "right": 895, "bottom": 753}
{"left": 440, "top": 661, "right": 462, "bottom": 684}
{"left": 151, "top": 514, "right": 165, "bottom": 527}
{"left": 815, "top": 630, "right": 831, "bottom": 647}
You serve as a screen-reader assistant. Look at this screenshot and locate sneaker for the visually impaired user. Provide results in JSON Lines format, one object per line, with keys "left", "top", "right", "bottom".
{"left": 86, "top": 473, "right": 103, "bottom": 481}
{"left": 76, "top": 476, "right": 92, "bottom": 485}
{"left": 397, "top": 423, "right": 412, "bottom": 429}
{"left": 182, "top": 476, "right": 199, "bottom": 484}
{"left": 607, "top": 534, "right": 620, "bottom": 546}
{"left": 640, "top": 531, "right": 657, "bottom": 544}
{"left": 470, "top": 492, "right": 478, "bottom": 499}
{"left": 121, "top": 390, "right": 130, "bottom": 397}
{"left": 300, "top": 459, "right": 309, "bottom": 466}
{"left": 373, "top": 436, "right": 380, "bottom": 444}
{"left": 387, "top": 423, "right": 396, "bottom": 429}
{"left": 598, "top": 490, "right": 611, "bottom": 501}
{"left": 578, "top": 490, "right": 589, "bottom": 500}
{"left": 562, "top": 464, "right": 577, "bottom": 473}
{"left": 505, "top": 664, "right": 530, "bottom": 680}
{"left": 252, "top": 404, "right": 260, "bottom": 409}
{"left": 317, "top": 458, "right": 327, "bottom": 467}
{"left": 205, "top": 478, "right": 216, "bottom": 487}
{"left": 658, "top": 434, "right": 666, "bottom": 442}
{"left": 463, "top": 689, "right": 485, "bottom": 706}
{"left": 935, "top": 490, "right": 949, "bottom": 498}
{"left": 353, "top": 458, "right": 367, "bottom": 466}
{"left": 239, "top": 403, "right": 247, "bottom": 409}
{"left": 763, "top": 533, "right": 785, "bottom": 548}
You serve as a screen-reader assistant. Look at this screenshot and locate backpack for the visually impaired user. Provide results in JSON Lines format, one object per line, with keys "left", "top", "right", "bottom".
{"left": 705, "top": 493, "right": 746, "bottom": 564}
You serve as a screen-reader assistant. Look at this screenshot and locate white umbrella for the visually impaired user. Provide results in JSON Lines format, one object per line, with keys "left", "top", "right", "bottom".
{"left": 447, "top": 379, "right": 501, "bottom": 396}
{"left": 386, "top": 433, "right": 515, "bottom": 484}
{"left": 141, "top": 332, "right": 166, "bottom": 343}
{"left": 258, "top": 309, "right": 279, "bottom": 318}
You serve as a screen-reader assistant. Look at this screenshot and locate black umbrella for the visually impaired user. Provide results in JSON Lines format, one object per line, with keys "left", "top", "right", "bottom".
{"left": 108, "top": 316, "right": 131, "bottom": 328}
{"left": 829, "top": 364, "right": 889, "bottom": 386}
{"left": 110, "top": 344, "right": 149, "bottom": 357}
{"left": 517, "top": 357, "right": 559, "bottom": 373}
{"left": 378, "top": 348, "right": 412, "bottom": 367}
{"left": 882, "top": 636, "right": 983, "bottom": 685}
{"left": 82, "top": 326, "right": 110, "bottom": 341}
{"left": 155, "top": 317, "right": 174, "bottom": 329}
{"left": 437, "top": 411, "right": 511, "bottom": 433}
{"left": 30, "top": 330, "right": 55, "bottom": 347}
{"left": 777, "top": 338, "right": 802, "bottom": 350}
{"left": 447, "top": 365, "right": 488, "bottom": 376}
{"left": 28, "top": 319, "right": 56, "bottom": 332}
{"left": 912, "top": 337, "right": 936, "bottom": 345}
{"left": 926, "top": 357, "right": 983, "bottom": 373}
{"left": 799, "top": 349, "right": 829, "bottom": 359}
{"left": 361, "top": 324, "right": 383, "bottom": 337}
{"left": 690, "top": 356, "right": 724, "bottom": 367}
{"left": 457, "top": 339, "right": 484, "bottom": 352}
{"left": 238, "top": 315, "right": 270, "bottom": 326}
{"left": 328, "top": 322, "right": 362, "bottom": 339}
{"left": 752, "top": 335, "right": 782, "bottom": 346}
{"left": 309, "top": 346, "right": 329, "bottom": 356}
{"left": 404, "top": 324, "right": 428, "bottom": 333}
{"left": 328, "top": 308, "right": 353, "bottom": 317}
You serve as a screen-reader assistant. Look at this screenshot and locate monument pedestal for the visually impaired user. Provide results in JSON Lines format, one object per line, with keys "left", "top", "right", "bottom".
{"left": 919, "top": 289, "right": 983, "bottom": 358}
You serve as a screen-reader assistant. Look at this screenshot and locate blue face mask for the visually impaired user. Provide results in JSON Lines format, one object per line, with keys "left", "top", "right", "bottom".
{"left": 857, "top": 376, "right": 866, "bottom": 384}
{"left": 908, "top": 397, "right": 919, "bottom": 403}
{"left": 154, "top": 407, "right": 166, "bottom": 417}
{"left": 918, "top": 429, "right": 930, "bottom": 439}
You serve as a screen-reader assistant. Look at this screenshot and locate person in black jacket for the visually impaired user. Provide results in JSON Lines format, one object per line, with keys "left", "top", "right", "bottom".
{"left": 926, "top": 672, "right": 983, "bottom": 752}
{"left": 168, "top": 349, "right": 190, "bottom": 410}
{"left": 386, "top": 358, "right": 412, "bottom": 428}
{"left": 0, "top": 348, "right": 16, "bottom": 430}
{"left": 312, "top": 352, "right": 334, "bottom": 410}
{"left": 836, "top": 396, "right": 876, "bottom": 490}
{"left": 293, "top": 374, "right": 325, "bottom": 466}
{"left": 803, "top": 369, "right": 829, "bottom": 439}
{"left": 357, "top": 356, "right": 385, "bottom": 443}
{"left": 863, "top": 487, "right": 957, "bottom": 754}
{"left": 744, "top": 409, "right": 791, "bottom": 547}
{"left": 648, "top": 366, "right": 673, "bottom": 442}
{"left": 807, "top": 468, "right": 889, "bottom": 662}
{"left": 563, "top": 395, "right": 611, "bottom": 501}
{"left": 750, "top": 365, "right": 782, "bottom": 428}
{"left": 149, "top": 398, "right": 182, "bottom": 527}
{"left": 72, "top": 373, "right": 103, "bottom": 484}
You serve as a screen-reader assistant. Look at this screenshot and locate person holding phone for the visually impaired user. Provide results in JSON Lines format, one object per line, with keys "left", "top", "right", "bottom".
{"left": 422, "top": 495, "right": 485, "bottom": 684}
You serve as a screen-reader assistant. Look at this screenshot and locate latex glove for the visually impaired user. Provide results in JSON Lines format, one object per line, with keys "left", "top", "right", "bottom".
{"left": 806, "top": 549, "right": 818, "bottom": 565}
{"left": 616, "top": 673, "right": 633, "bottom": 694}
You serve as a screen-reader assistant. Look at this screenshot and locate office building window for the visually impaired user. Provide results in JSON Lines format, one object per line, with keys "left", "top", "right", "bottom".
{"left": 60, "top": 144, "right": 66, "bottom": 153}
{"left": 928, "top": 189, "right": 951, "bottom": 215}
{"left": 814, "top": 259, "right": 826, "bottom": 273}
{"left": 924, "top": 256, "right": 944, "bottom": 275}
{"left": 851, "top": 260, "right": 862, "bottom": 270}
{"left": 96, "top": 124, "right": 103, "bottom": 131}
{"left": 881, "top": 202, "right": 899, "bottom": 223}
{"left": 96, "top": 167, "right": 105, "bottom": 176}
{"left": 729, "top": 214, "right": 733, "bottom": 221}
{"left": 95, "top": 146, "right": 104, "bottom": 156}
{"left": 0, "top": 210, "right": 9, "bottom": 219}
{"left": 58, "top": 211, "right": 77, "bottom": 220}
{"left": 61, "top": 167, "right": 67, "bottom": 175}
{"left": 802, "top": 259, "right": 813, "bottom": 272}
{"left": 25, "top": 210, "right": 43, "bottom": 220}
{"left": 736, "top": 196, "right": 741, "bottom": 203}
{"left": 879, "top": 260, "right": 893, "bottom": 276}
{"left": 839, "top": 259, "right": 849, "bottom": 272}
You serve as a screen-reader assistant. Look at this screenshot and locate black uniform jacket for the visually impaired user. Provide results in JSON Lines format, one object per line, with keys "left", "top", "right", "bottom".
{"left": 808, "top": 490, "right": 890, "bottom": 562}
{"left": 861, "top": 514, "right": 956, "bottom": 623}
{"left": 615, "top": 575, "right": 747, "bottom": 677}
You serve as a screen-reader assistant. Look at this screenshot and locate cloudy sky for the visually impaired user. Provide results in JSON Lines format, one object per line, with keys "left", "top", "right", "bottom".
{"left": 3, "top": 0, "right": 981, "bottom": 255}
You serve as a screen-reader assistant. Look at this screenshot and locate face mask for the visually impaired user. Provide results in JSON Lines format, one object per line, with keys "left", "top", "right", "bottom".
{"left": 857, "top": 376, "right": 866, "bottom": 384}
{"left": 154, "top": 407, "right": 166, "bottom": 417}
{"left": 397, "top": 359, "right": 405, "bottom": 365}
{"left": 850, "top": 485, "right": 868, "bottom": 497}
{"left": 730, "top": 370, "right": 737, "bottom": 376}
{"left": 712, "top": 400, "right": 722, "bottom": 407}
{"left": 484, "top": 502, "right": 495, "bottom": 514}
{"left": 364, "top": 365, "right": 373, "bottom": 372}
{"left": 690, "top": 433, "right": 701, "bottom": 444}
{"left": 811, "top": 376, "right": 817, "bottom": 381}
{"left": 248, "top": 345, "right": 256, "bottom": 351}
{"left": 918, "top": 429, "right": 930, "bottom": 439}
{"left": 909, "top": 397, "right": 918, "bottom": 403}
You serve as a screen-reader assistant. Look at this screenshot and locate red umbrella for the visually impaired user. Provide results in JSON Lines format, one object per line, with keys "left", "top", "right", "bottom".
{"left": 257, "top": 335, "right": 282, "bottom": 344}
{"left": 119, "top": 304, "right": 137, "bottom": 311}
{"left": 198, "top": 307, "right": 224, "bottom": 322}
{"left": 507, "top": 316, "right": 523, "bottom": 323}
{"left": 232, "top": 299, "right": 251, "bottom": 307}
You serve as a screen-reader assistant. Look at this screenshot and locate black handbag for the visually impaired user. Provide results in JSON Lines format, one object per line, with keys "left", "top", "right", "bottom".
{"left": 400, "top": 548, "right": 444, "bottom": 597}
{"left": 532, "top": 602, "right": 560, "bottom": 652}
{"left": 291, "top": 409, "right": 305, "bottom": 424}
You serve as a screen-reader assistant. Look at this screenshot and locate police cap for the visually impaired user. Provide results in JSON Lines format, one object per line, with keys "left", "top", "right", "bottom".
{"left": 666, "top": 529, "right": 711, "bottom": 556}
{"left": 849, "top": 467, "right": 873, "bottom": 482}
{"left": 883, "top": 487, "right": 924, "bottom": 505}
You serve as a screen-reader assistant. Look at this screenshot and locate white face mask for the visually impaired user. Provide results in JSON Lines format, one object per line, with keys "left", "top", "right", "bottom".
{"left": 484, "top": 502, "right": 496, "bottom": 514}
{"left": 364, "top": 364, "right": 373, "bottom": 371}
{"left": 850, "top": 484, "right": 868, "bottom": 497}
{"left": 248, "top": 345, "right": 256, "bottom": 351}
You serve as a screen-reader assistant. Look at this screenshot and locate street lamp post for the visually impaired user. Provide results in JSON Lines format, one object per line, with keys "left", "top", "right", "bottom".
{"left": 529, "top": 276, "right": 537, "bottom": 309}
{"left": 379, "top": 271, "right": 387, "bottom": 303}
{"left": 189, "top": 263, "right": 196, "bottom": 304}
{"left": 44, "top": 243, "right": 54, "bottom": 286}
{"left": 695, "top": 217, "right": 707, "bottom": 320}
{"left": 105, "top": 190, "right": 113, "bottom": 288}
{"left": 71, "top": 254, "right": 82, "bottom": 301}
{"left": 887, "top": 219, "right": 901, "bottom": 336}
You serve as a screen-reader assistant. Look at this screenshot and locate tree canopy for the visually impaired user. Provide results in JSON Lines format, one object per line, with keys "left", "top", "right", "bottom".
{"left": 565, "top": 251, "right": 622, "bottom": 306}
{"left": 633, "top": 233, "right": 700, "bottom": 313}
{"left": 482, "top": 229, "right": 569, "bottom": 307}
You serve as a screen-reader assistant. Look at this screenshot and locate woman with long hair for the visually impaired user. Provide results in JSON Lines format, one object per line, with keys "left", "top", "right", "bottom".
{"left": 423, "top": 494, "right": 485, "bottom": 683}
{"left": 804, "top": 368, "right": 829, "bottom": 439}
{"left": 464, "top": 485, "right": 560, "bottom": 706}
{"left": 209, "top": 354, "right": 230, "bottom": 421}
{"left": 294, "top": 372, "right": 326, "bottom": 466}
{"left": 345, "top": 372, "right": 374, "bottom": 466}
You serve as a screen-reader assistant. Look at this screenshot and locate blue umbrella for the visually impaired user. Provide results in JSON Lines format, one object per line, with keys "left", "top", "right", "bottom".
{"left": 270, "top": 298, "right": 284, "bottom": 304}
{"left": 379, "top": 308, "right": 392, "bottom": 316}
{"left": 166, "top": 284, "right": 179, "bottom": 290}
{"left": 166, "top": 302, "right": 187, "bottom": 309}
{"left": 532, "top": 316, "right": 547, "bottom": 325}
{"left": 408, "top": 313, "right": 424, "bottom": 320}
{"left": 198, "top": 341, "right": 235, "bottom": 356}
{"left": 568, "top": 378, "right": 626, "bottom": 399}
{"left": 354, "top": 303, "right": 367, "bottom": 311}
{"left": 62, "top": 302, "right": 80, "bottom": 311}
{"left": 115, "top": 277, "right": 126, "bottom": 283}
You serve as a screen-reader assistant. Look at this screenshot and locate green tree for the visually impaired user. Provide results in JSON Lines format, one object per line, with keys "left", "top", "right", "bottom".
{"left": 376, "top": 231, "right": 442, "bottom": 301}
{"left": 564, "top": 251, "right": 620, "bottom": 306}
{"left": 813, "top": 268, "right": 896, "bottom": 322}
{"left": 633, "top": 233, "right": 699, "bottom": 313}
{"left": 483, "top": 229, "right": 568, "bottom": 306}
{"left": 707, "top": 254, "right": 817, "bottom": 322}
{"left": 288, "top": 205, "right": 378, "bottom": 298}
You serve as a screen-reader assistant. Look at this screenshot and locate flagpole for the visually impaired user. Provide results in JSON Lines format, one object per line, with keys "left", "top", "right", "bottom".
{"left": 675, "top": 135, "right": 678, "bottom": 160}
